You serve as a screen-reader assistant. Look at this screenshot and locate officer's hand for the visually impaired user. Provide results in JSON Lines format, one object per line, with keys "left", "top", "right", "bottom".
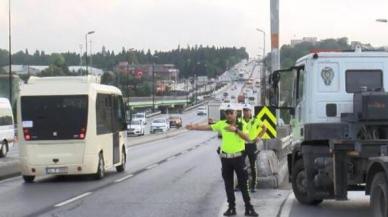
{"left": 225, "top": 125, "right": 237, "bottom": 132}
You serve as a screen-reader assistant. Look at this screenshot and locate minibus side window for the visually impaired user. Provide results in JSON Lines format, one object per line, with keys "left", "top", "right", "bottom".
{"left": 112, "top": 96, "right": 127, "bottom": 131}
{"left": 96, "top": 94, "right": 113, "bottom": 135}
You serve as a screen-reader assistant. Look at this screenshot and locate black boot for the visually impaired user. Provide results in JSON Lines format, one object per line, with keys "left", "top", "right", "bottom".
{"left": 245, "top": 206, "right": 258, "bottom": 217}
{"left": 223, "top": 207, "right": 236, "bottom": 216}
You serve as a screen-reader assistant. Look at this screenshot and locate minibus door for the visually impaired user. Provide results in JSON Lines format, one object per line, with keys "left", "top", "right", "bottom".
{"left": 112, "top": 131, "right": 120, "bottom": 164}
{"left": 112, "top": 95, "right": 120, "bottom": 164}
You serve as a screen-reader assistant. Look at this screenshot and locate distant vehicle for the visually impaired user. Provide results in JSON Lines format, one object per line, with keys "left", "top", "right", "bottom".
{"left": 18, "top": 76, "right": 127, "bottom": 183}
{"left": 133, "top": 112, "right": 146, "bottom": 125}
{"left": 169, "top": 116, "right": 182, "bottom": 128}
{"left": 237, "top": 95, "right": 245, "bottom": 103}
{"left": 127, "top": 120, "right": 145, "bottom": 136}
{"left": 197, "top": 106, "right": 208, "bottom": 116}
{"left": 231, "top": 95, "right": 236, "bottom": 100}
{"left": 0, "top": 98, "right": 14, "bottom": 158}
{"left": 150, "top": 118, "right": 169, "bottom": 133}
{"left": 223, "top": 92, "right": 228, "bottom": 97}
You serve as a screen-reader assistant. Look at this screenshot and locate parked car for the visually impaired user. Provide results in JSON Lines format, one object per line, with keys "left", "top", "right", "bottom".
{"left": 197, "top": 106, "right": 207, "bottom": 116}
{"left": 127, "top": 120, "right": 145, "bottom": 136}
{"left": 169, "top": 116, "right": 182, "bottom": 128}
{"left": 150, "top": 118, "right": 169, "bottom": 133}
{"left": 132, "top": 112, "right": 147, "bottom": 125}
{"left": 0, "top": 98, "right": 14, "bottom": 158}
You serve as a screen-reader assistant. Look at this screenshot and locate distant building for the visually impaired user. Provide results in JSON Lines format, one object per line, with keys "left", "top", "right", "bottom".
{"left": 68, "top": 66, "right": 104, "bottom": 76}
{"left": 2, "top": 65, "right": 49, "bottom": 75}
{"left": 2, "top": 65, "right": 104, "bottom": 76}
{"left": 197, "top": 76, "right": 208, "bottom": 85}
{"left": 291, "top": 37, "right": 318, "bottom": 46}
{"left": 350, "top": 41, "right": 374, "bottom": 50}
{"left": 115, "top": 62, "right": 179, "bottom": 81}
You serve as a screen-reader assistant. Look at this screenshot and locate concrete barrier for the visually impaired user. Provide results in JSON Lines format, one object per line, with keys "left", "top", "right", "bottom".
{"left": 256, "top": 125, "right": 293, "bottom": 188}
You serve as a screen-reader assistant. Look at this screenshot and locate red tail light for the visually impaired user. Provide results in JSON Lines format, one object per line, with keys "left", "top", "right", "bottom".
{"left": 23, "top": 128, "right": 31, "bottom": 141}
{"left": 79, "top": 128, "right": 86, "bottom": 139}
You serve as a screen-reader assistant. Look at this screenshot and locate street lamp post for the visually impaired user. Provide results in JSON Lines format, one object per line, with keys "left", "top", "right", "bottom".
{"left": 256, "top": 28, "right": 266, "bottom": 105}
{"left": 8, "top": 0, "right": 12, "bottom": 104}
{"left": 152, "top": 63, "right": 155, "bottom": 112}
{"left": 85, "top": 31, "right": 95, "bottom": 75}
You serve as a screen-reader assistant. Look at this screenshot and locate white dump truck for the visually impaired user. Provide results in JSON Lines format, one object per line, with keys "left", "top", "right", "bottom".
{"left": 271, "top": 48, "right": 388, "bottom": 216}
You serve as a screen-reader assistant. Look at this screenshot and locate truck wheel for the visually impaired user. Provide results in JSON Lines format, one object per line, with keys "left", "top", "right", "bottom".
{"left": 0, "top": 140, "right": 8, "bottom": 158}
{"left": 371, "top": 172, "right": 388, "bottom": 217}
{"left": 23, "top": 175, "right": 35, "bottom": 183}
{"left": 292, "top": 159, "right": 323, "bottom": 205}
{"left": 94, "top": 153, "right": 105, "bottom": 180}
{"left": 116, "top": 148, "right": 126, "bottom": 173}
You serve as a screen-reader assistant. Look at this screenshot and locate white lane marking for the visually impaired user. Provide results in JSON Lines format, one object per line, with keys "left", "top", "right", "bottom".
{"left": 114, "top": 174, "right": 134, "bottom": 183}
{"left": 167, "top": 156, "right": 176, "bottom": 161}
{"left": 280, "top": 192, "right": 295, "bottom": 217}
{"left": 146, "top": 164, "right": 158, "bottom": 170}
{"left": 54, "top": 192, "right": 92, "bottom": 207}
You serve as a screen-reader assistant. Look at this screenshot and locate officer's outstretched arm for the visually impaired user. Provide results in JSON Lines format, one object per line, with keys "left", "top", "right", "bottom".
{"left": 186, "top": 123, "right": 211, "bottom": 131}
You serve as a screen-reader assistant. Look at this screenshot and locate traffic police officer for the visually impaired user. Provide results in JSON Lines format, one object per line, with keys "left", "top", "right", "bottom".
{"left": 240, "top": 104, "right": 266, "bottom": 192}
{"left": 186, "top": 106, "right": 259, "bottom": 216}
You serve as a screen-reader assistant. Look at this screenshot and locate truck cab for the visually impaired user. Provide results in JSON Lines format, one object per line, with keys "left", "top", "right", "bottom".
{"left": 272, "top": 49, "right": 388, "bottom": 216}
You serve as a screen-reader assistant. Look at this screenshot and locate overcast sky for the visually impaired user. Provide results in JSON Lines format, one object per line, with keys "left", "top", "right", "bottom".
{"left": 1, "top": 0, "right": 388, "bottom": 57}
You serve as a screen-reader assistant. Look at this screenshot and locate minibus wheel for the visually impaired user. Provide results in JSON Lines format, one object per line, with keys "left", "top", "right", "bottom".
{"left": 23, "top": 175, "right": 35, "bottom": 183}
{"left": 116, "top": 147, "right": 126, "bottom": 173}
{"left": 0, "top": 140, "right": 8, "bottom": 158}
{"left": 94, "top": 153, "right": 105, "bottom": 180}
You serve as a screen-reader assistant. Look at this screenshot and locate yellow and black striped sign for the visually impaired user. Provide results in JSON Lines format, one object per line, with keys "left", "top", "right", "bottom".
{"left": 254, "top": 106, "right": 277, "bottom": 139}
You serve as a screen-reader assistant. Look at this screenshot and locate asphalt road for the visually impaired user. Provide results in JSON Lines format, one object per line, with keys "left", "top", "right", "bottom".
{"left": 0, "top": 130, "right": 227, "bottom": 217}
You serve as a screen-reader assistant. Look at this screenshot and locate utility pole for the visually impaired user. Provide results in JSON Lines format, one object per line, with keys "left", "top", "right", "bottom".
{"left": 270, "top": 0, "right": 280, "bottom": 110}
{"left": 270, "top": 0, "right": 280, "bottom": 73}
{"left": 8, "top": 0, "right": 12, "bottom": 104}
{"left": 270, "top": 0, "right": 280, "bottom": 149}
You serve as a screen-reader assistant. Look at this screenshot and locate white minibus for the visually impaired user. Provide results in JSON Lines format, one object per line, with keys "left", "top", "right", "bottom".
{"left": 17, "top": 76, "right": 127, "bottom": 183}
{"left": 0, "top": 98, "right": 14, "bottom": 157}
